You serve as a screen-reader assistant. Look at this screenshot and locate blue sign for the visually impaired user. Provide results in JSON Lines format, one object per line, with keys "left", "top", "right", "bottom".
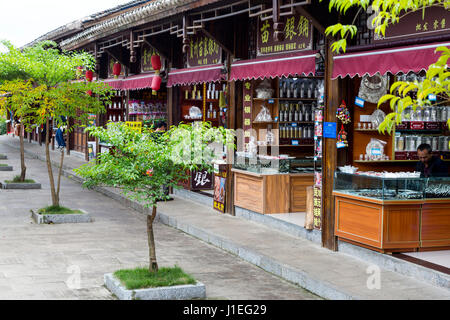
{"left": 323, "top": 122, "right": 337, "bottom": 139}
{"left": 428, "top": 94, "right": 437, "bottom": 101}
{"left": 291, "top": 140, "right": 299, "bottom": 145}
{"left": 355, "top": 96, "right": 365, "bottom": 108}
{"left": 268, "top": 99, "right": 275, "bottom": 104}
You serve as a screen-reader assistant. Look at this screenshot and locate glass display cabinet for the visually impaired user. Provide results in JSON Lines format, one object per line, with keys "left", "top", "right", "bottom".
{"left": 333, "top": 172, "right": 450, "bottom": 253}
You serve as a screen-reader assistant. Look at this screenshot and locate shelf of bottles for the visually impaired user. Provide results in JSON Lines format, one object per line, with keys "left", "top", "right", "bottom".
{"left": 392, "top": 71, "right": 450, "bottom": 160}
{"left": 278, "top": 78, "right": 324, "bottom": 146}
{"left": 128, "top": 99, "right": 167, "bottom": 122}
{"left": 181, "top": 82, "right": 227, "bottom": 126}
{"left": 106, "top": 91, "right": 126, "bottom": 122}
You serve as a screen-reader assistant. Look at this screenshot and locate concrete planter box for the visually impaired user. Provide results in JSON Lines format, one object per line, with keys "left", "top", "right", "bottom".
{"left": 104, "top": 273, "right": 206, "bottom": 300}
{"left": 2, "top": 182, "right": 41, "bottom": 189}
{"left": 31, "top": 209, "right": 92, "bottom": 224}
{"left": 0, "top": 166, "right": 13, "bottom": 171}
{"left": 0, "top": 155, "right": 7, "bottom": 160}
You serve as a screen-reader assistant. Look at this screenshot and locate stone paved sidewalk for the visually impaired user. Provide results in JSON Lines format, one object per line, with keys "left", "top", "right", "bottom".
{"left": 1, "top": 135, "right": 449, "bottom": 300}
{"left": 0, "top": 136, "right": 320, "bottom": 300}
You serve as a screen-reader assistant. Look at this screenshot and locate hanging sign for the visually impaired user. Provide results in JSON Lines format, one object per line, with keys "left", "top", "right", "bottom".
{"left": 191, "top": 169, "right": 213, "bottom": 190}
{"left": 355, "top": 96, "right": 365, "bottom": 108}
{"left": 372, "top": 6, "right": 450, "bottom": 43}
{"left": 141, "top": 43, "right": 165, "bottom": 73}
{"left": 213, "top": 164, "right": 227, "bottom": 213}
{"left": 187, "top": 33, "right": 222, "bottom": 67}
{"left": 257, "top": 13, "right": 313, "bottom": 56}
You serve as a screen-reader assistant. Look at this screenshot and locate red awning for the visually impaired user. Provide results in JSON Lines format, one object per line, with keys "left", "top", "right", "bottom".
{"left": 229, "top": 51, "right": 317, "bottom": 81}
{"left": 167, "top": 64, "right": 225, "bottom": 87}
{"left": 102, "top": 77, "right": 124, "bottom": 90}
{"left": 332, "top": 42, "right": 450, "bottom": 79}
{"left": 121, "top": 73, "right": 155, "bottom": 90}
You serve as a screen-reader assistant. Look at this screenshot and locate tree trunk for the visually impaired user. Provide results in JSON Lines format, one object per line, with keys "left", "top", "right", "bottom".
{"left": 147, "top": 206, "right": 158, "bottom": 273}
{"left": 45, "top": 118, "right": 58, "bottom": 207}
{"left": 56, "top": 148, "right": 64, "bottom": 202}
{"left": 19, "top": 122, "right": 26, "bottom": 182}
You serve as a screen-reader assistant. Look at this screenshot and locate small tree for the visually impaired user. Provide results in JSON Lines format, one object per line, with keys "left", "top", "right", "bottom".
{"left": 75, "top": 121, "right": 235, "bottom": 272}
{"left": 0, "top": 40, "right": 114, "bottom": 204}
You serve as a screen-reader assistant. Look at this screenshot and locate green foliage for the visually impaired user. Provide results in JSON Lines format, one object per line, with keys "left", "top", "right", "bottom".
{"left": 37, "top": 205, "right": 83, "bottom": 215}
{"left": 5, "top": 175, "right": 36, "bottom": 183}
{"left": 323, "top": 0, "right": 449, "bottom": 53}
{"left": 114, "top": 266, "right": 196, "bottom": 290}
{"left": 378, "top": 46, "right": 450, "bottom": 134}
{"left": 0, "top": 116, "right": 6, "bottom": 135}
{"left": 75, "top": 122, "right": 235, "bottom": 208}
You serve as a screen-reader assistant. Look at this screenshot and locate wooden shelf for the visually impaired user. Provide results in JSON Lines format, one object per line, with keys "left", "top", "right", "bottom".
{"left": 279, "top": 121, "right": 314, "bottom": 124}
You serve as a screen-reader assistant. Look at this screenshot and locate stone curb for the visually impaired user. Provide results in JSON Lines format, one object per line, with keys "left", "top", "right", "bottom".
{"left": 0, "top": 154, "right": 7, "bottom": 160}
{"left": 2, "top": 182, "right": 42, "bottom": 189}
{"left": 0, "top": 166, "right": 13, "bottom": 171}
{"left": 104, "top": 273, "right": 206, "bottom": 300}
{"left": 31, "top": 209, "right": 93, "bottom": 224}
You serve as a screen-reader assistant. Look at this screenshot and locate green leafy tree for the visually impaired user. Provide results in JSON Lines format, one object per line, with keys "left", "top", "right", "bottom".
{"left": 0, "top": 40, "right": 114, "bottom": 203}
{"left": 323, "top": 0, "right": 450, "bottom": 132}
{"left": 75, "top": 121, "right": 235, "bottom": 273}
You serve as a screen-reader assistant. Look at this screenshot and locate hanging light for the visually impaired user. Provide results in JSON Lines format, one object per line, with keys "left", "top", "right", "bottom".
{"left": 113, "top": 62, "right": 122, "bottom": 78}
{"left": 151, "top": 75, "right": 162, "bottom": 95}
{"left": 85, "top": 70, "right": 93, "bottom": 82}
{"left": 151, "top": 55, "right": 161, "bottom": 72}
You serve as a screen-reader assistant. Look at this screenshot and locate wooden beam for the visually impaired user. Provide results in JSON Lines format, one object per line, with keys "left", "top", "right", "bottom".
{"left": 321, "top": 37, "right": 340, "bottom": 251}
{"left": 296, "top": 5, "right": 325, "bottom": 35}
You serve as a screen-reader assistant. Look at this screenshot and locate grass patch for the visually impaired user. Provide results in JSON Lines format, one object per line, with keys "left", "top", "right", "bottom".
{"left": 37, "top": 205, "right": 83, "bottom": 215}
{"left": 0, "top": 164, "right": 8, "bottom": 167}
{"left": 5, "top": 175, "right": 36, "bottom": 184}
{"left": 114, "top": 266, "right": 196, "bottom": 290}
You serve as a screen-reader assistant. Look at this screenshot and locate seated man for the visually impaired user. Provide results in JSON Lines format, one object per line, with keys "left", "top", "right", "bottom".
{"left": 415, "top": 143, "right": 448, "bottom": 177}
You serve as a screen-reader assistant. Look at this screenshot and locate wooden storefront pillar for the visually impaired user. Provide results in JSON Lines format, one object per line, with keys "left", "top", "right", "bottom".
{"left": 226, "top": 75, "right": 236, "bottom": 215}
{"left": 321, "top": 38, "right": 342, "bottom": 251}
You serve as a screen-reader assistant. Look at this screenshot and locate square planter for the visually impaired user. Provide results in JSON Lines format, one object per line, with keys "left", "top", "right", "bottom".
{"left": 31, "top": 209, "right": 93, "bottom": 224}
{"left": 2, "top": 181, "right": 41, "bottom": 189}
{"left": 0, "top": 155, "right": 7, "bottom": 160}
{"left": 0, "top": 165, "right": 13, "bottom": 171}
{"left": 104, "top": 273, "right": 206, "bottom": 300}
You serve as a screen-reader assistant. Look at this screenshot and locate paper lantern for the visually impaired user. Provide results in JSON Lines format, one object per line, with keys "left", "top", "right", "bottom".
{"left": 151, "top": 75, "right": 162, "bottom": 95}
{"left": 85, "top": 70, "right": 93, "bottom": 82}
{"left": 151, "top": 55, "right": 161, "bottom": 72}
{"left": 113, "top": 62, "right": 121, "bottom": 78}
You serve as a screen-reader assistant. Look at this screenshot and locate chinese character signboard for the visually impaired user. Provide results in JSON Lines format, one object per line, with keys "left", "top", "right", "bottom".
{"left": 141, "top": 43, "right": 165, "bottom": 73}
{"left": 187, "top": 33, "right": 222, "bottom": 67}
{"left": 257, "top": 14, "right": 312, "bottom": 56}
{"left": 125, "top": 121, "right": 142, "bottom": 133}
{"left": 313, "top": 184, "right": 322, "bottom": 230}
{"left": 373, "top": 6, "right": 450, "bottom": 43}
{"left": 243, "top": 81, "right": 253, "bottom": 148}
{"left": 213, "top": 164, "right": 227, "bottom": 213}
{"left": 191, "top": 169, "right": 213, "bottom": 190}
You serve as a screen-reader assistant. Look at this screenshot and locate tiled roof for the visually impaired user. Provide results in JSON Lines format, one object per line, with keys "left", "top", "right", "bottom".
{"left": 59, "top": 0, "right": 196, "bottom": 50}
{"left": 24, "top": 0, "right": 149, "bottom": 48}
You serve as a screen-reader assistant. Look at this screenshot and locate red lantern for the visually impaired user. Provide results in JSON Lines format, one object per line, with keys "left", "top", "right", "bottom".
{"left": 151, "top": 75, "right": 162, "bottom": 95}
{"left": 85, "top": 70, "right": 93, "bottom": 82}
{"left": 151, "top": 55, "right": 161, "bottom": 72}
{"left": 113, "top": 62, "right": 121, "bottom": 78}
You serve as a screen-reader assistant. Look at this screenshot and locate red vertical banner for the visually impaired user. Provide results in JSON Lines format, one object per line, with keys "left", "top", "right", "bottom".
{"left": 243, "top": 81, "right": 253, "bottom": 150}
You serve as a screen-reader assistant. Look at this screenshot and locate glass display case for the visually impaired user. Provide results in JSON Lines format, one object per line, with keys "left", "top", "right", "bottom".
{"left": 233, "top": 155, "right": 314, "bottom": 174}
{"left": 334, "top": 172, "right": 450, "bottom": 200}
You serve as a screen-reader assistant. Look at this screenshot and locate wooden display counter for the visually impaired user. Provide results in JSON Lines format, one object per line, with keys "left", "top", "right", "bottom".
{"left": 334, "top": 191, "right": 450, "bottom": 252}
{"left": 232, "top": 168, "right": 313, "bottom": 214}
